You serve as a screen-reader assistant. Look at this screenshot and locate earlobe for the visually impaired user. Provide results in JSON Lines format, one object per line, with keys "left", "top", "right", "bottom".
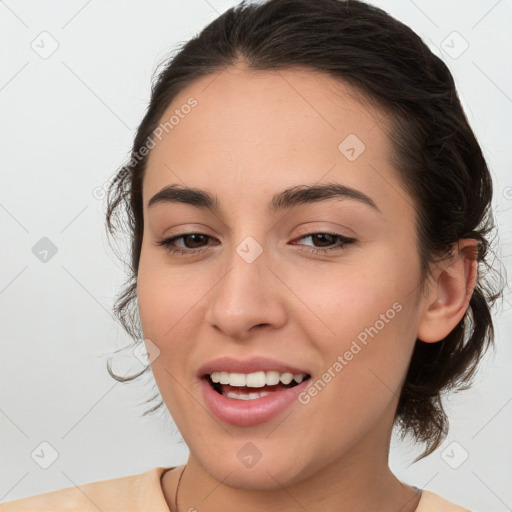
{"left": 417, "top": 239, "right": 479, "bottom": 343}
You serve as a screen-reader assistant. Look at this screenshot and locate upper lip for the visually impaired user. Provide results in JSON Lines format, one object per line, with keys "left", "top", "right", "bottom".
{"left": 197, "top": 356, "right": 311, "bottom": 378}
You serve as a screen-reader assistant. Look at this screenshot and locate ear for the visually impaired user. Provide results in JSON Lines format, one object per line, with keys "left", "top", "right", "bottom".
{"left": 417, "top": 239, "right": 479, "bottom": 343}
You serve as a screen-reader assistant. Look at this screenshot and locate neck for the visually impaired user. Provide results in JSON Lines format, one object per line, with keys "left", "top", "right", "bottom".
{"left": 163, "top": 411, "right": 421, "bottom": 512}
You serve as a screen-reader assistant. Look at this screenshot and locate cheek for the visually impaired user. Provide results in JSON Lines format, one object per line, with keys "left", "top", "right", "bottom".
{"left": 136, "top": 262, "right": 203, "bottom": 420}
{"left": 294, "top": 247, "right": 420, "bottom": 395}
{"left": 137, "top": 240, "right": 196, "bottom": 325}
{"left": 136, "top": 254, "right": 201, "bottom": 364}
{"left": 291, "top": 248, "right": 417, "bottom": 340}
{"left": 296, "top": 280, "right": 418, "bottom": 456}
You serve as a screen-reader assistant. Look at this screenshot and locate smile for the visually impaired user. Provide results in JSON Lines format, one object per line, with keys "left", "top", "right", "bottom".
{"left": 201, "top": 371, "right": 312, "bottom": 426}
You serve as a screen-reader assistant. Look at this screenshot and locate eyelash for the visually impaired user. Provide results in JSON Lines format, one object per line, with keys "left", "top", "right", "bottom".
{"left": 156, "top": 231, "right": 356, "bottom": 256}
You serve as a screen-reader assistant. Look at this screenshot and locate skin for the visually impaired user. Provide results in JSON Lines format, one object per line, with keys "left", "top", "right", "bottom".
{"left": 137, "top": 65, "right": 477, "bottom": 512}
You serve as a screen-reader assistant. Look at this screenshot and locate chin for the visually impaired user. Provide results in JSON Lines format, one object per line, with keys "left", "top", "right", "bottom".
{"left": 201, "top": 455, "right": 310, "bottom": 491}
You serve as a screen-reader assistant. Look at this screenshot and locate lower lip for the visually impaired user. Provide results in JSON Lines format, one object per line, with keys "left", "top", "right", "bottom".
{"left": 200, "top": 377, "right": 310, "bottom": 427}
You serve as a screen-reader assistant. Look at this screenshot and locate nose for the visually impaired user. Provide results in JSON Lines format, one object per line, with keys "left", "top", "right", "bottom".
{"left": 204, "top": 243, "right": 287, "bottom": 341}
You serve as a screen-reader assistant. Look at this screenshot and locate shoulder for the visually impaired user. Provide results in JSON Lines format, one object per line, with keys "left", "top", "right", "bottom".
{"left": 416, "top": 489, "right": 472, "bottom": 512}
{"left": 0, "top": 467, "right": 171, "bottom": 512}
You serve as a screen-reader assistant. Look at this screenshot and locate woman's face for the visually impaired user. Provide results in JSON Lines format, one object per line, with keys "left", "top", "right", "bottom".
{"left": 137, "top": 66, "right": 427, "bottom": 488}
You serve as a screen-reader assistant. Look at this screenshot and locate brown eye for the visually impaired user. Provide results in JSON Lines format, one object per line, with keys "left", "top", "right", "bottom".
{"left": 157, "top": 233, "right": 217, "bottom": 254}
{"left": 156, "top": 231, "right": 356, "bottom": 256}
{"left": 292, "top": 232, "right": 356, "bottom": 254}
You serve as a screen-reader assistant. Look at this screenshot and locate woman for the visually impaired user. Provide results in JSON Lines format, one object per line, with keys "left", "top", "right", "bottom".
{"left": 1, "top": 0, "right": 503, "bottom": 510}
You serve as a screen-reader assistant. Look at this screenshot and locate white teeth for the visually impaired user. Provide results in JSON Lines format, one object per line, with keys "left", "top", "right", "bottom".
{"left": 228, "top": 373, "right": 246, "bottom": 386}
{"left": 265, "top": 370, "right": 281, "bottom": 386}
{"left": 280, "top": 372, "right": 293, "bottom": 385}
{"left": 225, "top": 391, "right": 272, "bottom": 400}
{"left": 246, "top": 371, "right": 266, "bottom": 388}
{"left": 209, "top": 371, "right": 308, "bottom": 387}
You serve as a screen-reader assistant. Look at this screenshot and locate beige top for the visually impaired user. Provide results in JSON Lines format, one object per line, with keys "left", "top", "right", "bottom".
{"left": 0, "top": 466, "right": 472, "bottom": 511}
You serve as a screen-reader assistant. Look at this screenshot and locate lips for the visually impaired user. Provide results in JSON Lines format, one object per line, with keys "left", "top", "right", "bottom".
{"left": 200, "top": 374, "right": 311, "bottom": 426}
{"left": 195, "top": 356, "right": 313, "bottom": 426}
{"left": 196, "top": 355, "right": 311, "bottom": 378}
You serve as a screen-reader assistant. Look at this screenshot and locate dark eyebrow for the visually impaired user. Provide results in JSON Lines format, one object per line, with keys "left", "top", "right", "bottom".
{"left": 147, "top": 182, "right": 380, "bottom": 213}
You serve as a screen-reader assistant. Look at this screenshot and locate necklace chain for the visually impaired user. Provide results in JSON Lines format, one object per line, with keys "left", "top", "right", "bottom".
{"left": 174, "top": 464, "right": 186, "bottom": 512}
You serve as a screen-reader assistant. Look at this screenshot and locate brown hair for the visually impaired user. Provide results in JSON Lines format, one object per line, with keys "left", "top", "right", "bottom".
{"left": 105, "top": 0, "right": 504, "bottom": 461}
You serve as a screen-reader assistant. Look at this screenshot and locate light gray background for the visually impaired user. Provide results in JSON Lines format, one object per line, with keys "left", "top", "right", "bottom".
{"left": 1, "top": 1, "right": 511, "bottom": 510}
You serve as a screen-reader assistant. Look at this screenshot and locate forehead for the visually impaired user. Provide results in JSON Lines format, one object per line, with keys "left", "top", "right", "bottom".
{"left": 143, "top": 66, "right": 410, "bottom": 220}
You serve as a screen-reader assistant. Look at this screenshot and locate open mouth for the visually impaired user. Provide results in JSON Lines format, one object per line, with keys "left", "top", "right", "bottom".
{"left": 204, "top": 373, "right": 311, "bottom": 400}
